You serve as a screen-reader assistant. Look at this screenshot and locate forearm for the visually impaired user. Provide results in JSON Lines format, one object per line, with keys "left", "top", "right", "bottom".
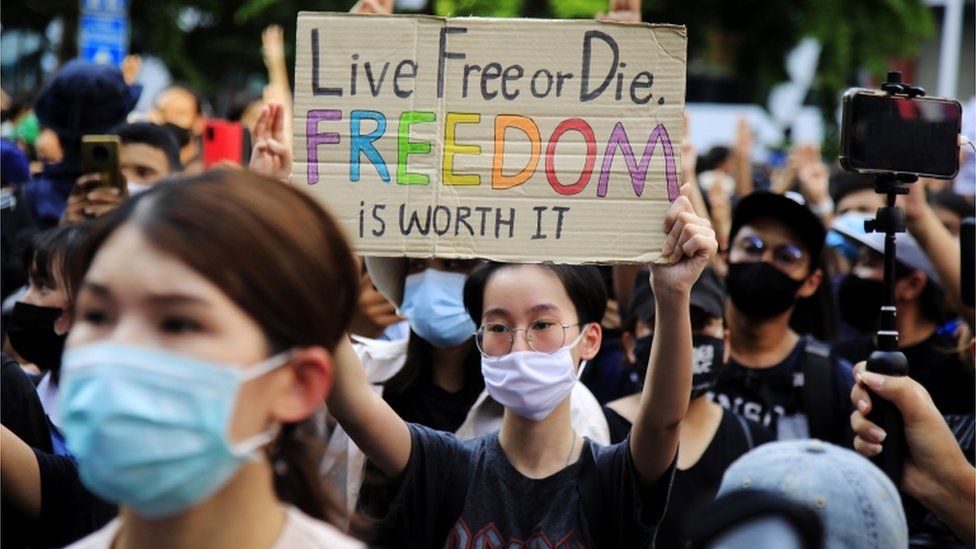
{"left": 630, "top": 290, "right": 691, "bottom": 483}
{"left": 912, "top": 461, "right": 976, "bottom": 545}
{"left": 1, "top": 425, "right": 42, "bottom": 518}
{"left": 326, "top": 337, "right": 412, "bottom": 477}
{"left": 733, "top": 151, "right": 752, "bottom": 197}
{"left": 909, "top": 207, "right": 973, "bottom": 323}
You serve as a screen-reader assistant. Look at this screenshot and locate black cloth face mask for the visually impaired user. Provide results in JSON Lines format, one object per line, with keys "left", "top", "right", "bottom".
{"left": 691, "top": 335, "right": 726, "bottom": 399}
{"left": 838, "top": 274, "right": 883, "bottom": 333}
{"left": 162, "top": 122, "right": 192, "bottom": 148}
{"left": 727, "top": 262, "right": 804, "bottom": 319}
{"left": 8, "top": 302, "right": 67, "bottom": 373}
{"left": 632, "top": 334, "right": 652, "bottom": 383}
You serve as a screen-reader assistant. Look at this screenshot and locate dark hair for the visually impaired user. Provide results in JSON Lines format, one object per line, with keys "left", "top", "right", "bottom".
{"left": 698, "top": 146, "right": 732, "bottom": 174}
{"left": 789, "top": 254, "right": 838, "bottom": 341}
{"left": 73, "top": 170, "right": 358, "bottom": 525}
{"left": 829, "top": 171, "right": 876, "bottom": 205}
{"left": 463, "top": 263, "right": 607, "bottom": 327}
{"left": 29, "top": 222, "right": 94, "bottom": 308}
{"left": 892, "top": 262, "right": 948, "bottom": 324}
{"left": 114, "top": 122, "right": 182, "bottom": 172}
{"left": 929, "top": 190, "right": 975, "bottom": 222}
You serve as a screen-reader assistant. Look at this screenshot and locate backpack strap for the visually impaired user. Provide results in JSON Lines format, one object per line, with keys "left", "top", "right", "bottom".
{"left": 801, "top": 336, "right": 835, "bottom": 441}
{"left": 734, "top": 412, "right": 755, "bottom": 451}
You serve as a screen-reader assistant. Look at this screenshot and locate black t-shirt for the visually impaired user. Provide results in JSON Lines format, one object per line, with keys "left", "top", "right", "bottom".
{"left": 711, "top": 338, "right": 855, "bottom": 446}
{"left": 833, "top": 331, "right": 975, "bottom": 415}
{"left": 658, "top": 409, "right": 773, "bottom": 548}
{"left": 383, "top": 376, "right": 483, "bottom": 434}
{"left": 1, "top": 354, "right": 53, "bottom": 452}
{"left": 367, "top": 423, "right": 674, "bottom": 548}
{"left": 601, "top": 404, "right": 774, "bottom": 548}
{"left": 32, "top": 449, "right": 118, "bottom": 547}
{"left": 602, "top": 405, "right": 633, "bottom": 444}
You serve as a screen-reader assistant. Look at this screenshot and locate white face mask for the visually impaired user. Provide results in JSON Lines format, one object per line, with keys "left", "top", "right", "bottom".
{"left": 127, "top": 182, "right": 152, "bottom": 195}
{"left": 481, "top": 331, "right": 587, "bottom": 422}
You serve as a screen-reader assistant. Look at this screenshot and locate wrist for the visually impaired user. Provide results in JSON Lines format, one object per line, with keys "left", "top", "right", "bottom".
{"left": 809, "top": 196, "right": 833, "bottom": 217}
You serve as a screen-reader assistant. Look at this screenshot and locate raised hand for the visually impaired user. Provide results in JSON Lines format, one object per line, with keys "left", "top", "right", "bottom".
{"left": 248, "top": 102, "right": 291, "bottom": 182}
{"left": 652, "top": 183, "right": 718, "bottom": 298}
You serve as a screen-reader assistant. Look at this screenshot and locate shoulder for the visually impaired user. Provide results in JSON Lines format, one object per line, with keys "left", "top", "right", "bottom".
{"left": 63, "top": 518, "right": 121, "bottom": 549}
{"left": 275, "top": 507, "right": 365, "bottom": 549}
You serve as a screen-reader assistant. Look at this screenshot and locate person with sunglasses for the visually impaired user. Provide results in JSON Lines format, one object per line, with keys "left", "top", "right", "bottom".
{"left": 326, "top": 185, "right": 717, "bottom": 547}
{"left": 711, "top": 192, "right": 855, "bottom": 446}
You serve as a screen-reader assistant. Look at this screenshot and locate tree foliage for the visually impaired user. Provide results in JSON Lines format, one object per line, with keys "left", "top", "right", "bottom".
{"left": 1, "top": 0, "right": 933, "bottom": 121}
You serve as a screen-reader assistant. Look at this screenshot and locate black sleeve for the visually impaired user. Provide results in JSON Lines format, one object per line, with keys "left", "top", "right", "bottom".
{"left": 357, "top": 423, "right": 469, "bottom": 548}
{"left": 33, "top": 449, "right": 117, "bottom": 548}
{"left": 1, "top": 355, "right": 53, "bottom": 452}
{"left": 831, "top": 356, "right": 857, "bottom": 448}
{"left": 586, "top": 439, "right": 676, "bottom": 547}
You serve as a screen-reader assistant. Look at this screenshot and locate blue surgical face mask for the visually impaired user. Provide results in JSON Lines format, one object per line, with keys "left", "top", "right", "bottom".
{"left": 400, "top": 269, "right": 476, "bottom": 348}
{"left": 58, "top": 342, "right": 294, "bottom": 519}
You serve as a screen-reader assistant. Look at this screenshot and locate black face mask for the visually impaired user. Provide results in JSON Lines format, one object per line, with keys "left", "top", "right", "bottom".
{"left": 691, "top": 335, "right": 725, "bottom": 399}
{"left": 727, "top": 262, "right": 804, "bottom": 319}
{"left": 162, "top": 122, "right": 192, "bottom": 148}
{"left": 632, "top": 335, "right": 652, "bottom": 383}
{"left": 8, "top": 302, "right": 67, "bottom": 373}
{"left": 838, "top": 274, "right": 883, "bottom": 333}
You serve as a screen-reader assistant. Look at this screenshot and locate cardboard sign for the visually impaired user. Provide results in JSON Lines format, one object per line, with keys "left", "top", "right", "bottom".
{"left": 293, "top": 13, "right": 686, "bottom": 264}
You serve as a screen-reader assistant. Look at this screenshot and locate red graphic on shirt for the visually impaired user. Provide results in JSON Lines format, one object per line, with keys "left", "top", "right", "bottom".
{"left": 447, "top": 519, "right": 585, "bottom": 548}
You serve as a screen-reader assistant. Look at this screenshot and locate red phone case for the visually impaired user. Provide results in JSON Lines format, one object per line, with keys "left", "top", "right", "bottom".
{"left": 203, "top": 120, "right": 245, "bottom": 168}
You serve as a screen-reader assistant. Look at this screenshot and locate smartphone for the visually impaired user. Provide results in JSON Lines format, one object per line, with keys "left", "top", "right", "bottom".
{"left": 840, "top": 89, "right": 962, "bottom": 179}
{"left": 962, "top": 217, "right": 974, "bottom": 308}
{"left": 81, "top": 135, "right": 126, "bottom": 194}
{"left": 202, "top": 120, "right": 251, "bottom": 168}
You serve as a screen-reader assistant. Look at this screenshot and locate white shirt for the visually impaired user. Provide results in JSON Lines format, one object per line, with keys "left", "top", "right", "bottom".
{"left": 66, "top": 505, "right": 364, "bottom": 549}
{"left": 321, "top": 336, "right": 611, "bottom": 512}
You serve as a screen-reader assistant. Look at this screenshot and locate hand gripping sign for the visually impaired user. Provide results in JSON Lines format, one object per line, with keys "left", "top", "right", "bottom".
{"left": 294, "top": 12, "right": 686, "bottom": 264}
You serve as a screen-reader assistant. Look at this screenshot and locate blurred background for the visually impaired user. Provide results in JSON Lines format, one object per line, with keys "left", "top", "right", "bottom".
{"left": 1, "top": 0, "right": 973, "bottom": 159}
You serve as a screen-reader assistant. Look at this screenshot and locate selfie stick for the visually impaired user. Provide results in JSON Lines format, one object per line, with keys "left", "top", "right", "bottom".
{"left": 862, "top": 71, "right": 921, "bottom": 485}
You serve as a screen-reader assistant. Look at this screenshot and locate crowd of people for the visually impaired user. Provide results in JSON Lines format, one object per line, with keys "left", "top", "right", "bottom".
{"left": 1, "top": 0, "right": 974, "bottom": 547}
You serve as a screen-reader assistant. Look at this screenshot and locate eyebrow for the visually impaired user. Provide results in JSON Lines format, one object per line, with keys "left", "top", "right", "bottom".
{"left": 483, "top": 303, "right": 560, "bottom": 318}
{"left": 80, "top": 281, "right": 209, "bottom": 305}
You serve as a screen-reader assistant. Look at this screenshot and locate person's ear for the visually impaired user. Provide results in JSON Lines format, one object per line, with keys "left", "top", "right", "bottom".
{"left": 54, "top": 309, "right": 72, "bottom": 336}
{"left": 579, "top": 322, "right": 603, "bottom": 361}
{"left": 797, "top": 267, "right": 823, "bottom": 299}
{"left": 895, "top": 271, "right": 927, "bottom": 303}
{"left": 621, "top": 330, "right": 636, "bottom": 364}
{"left": 268, "top": 346, "right": 333, "bottom": 424}
{"left": 191, "top": 116, "right": 206, "bottom": 137}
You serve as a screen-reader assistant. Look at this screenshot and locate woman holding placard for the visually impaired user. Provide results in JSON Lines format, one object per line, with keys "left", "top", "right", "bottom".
{"left": 328, "top": 184, "right": 716, "bottom": 547}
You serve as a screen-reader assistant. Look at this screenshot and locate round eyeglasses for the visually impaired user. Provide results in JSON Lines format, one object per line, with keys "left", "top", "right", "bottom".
{"left": 475, "top": 319, "right": 580, "bottom": 357}
{"left": 732, "top": 235, "right": 804, "bottom": 269}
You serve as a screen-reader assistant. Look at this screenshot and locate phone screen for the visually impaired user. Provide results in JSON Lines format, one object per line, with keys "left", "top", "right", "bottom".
{"left": 843, "top": 92, "right": 961, "bottom": 178}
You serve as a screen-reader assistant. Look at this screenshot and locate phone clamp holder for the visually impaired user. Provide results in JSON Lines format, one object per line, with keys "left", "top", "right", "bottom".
{"left": 861, "top": 71, "right": 921, "bottom": 486}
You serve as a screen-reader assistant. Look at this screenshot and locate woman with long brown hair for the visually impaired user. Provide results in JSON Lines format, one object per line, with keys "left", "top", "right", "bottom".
{"left": 57, "top": 170, "right": 364, "bottom": 548}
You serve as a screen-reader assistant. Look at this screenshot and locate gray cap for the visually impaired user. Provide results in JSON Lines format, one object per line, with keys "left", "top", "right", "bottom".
{"left": 830, "top": 211, "right": 941, "bottom": 288}
{"left": 718, "top": 439, "right": 907, "bottom": 549}
{"left": 363, "top": 256, "right": 410, "bottom": 307}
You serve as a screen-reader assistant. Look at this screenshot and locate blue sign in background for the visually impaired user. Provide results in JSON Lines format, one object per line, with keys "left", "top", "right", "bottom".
{"left": 79, "top": 0, "right": 129, "bottom": 66}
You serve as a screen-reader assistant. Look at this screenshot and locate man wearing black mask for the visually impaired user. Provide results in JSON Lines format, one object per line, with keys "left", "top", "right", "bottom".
{"left": 711, "top": 192, "right": 855, "bottom": 446}
{"left": 830, "top": 211, "right": 973, "bottom": 415}
{"left": 150, "top": 85, "right": 206, "bottom": 174}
